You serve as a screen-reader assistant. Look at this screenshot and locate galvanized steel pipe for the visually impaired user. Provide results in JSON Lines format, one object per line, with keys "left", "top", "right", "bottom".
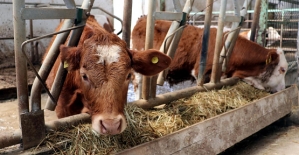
{"left": 132, "top": 77, "right": 239, "bottom": 109}
{"left": 250, "top": 0, "right": 261, "bottom": 42}
{"left": 122, "top": 0, "right": 132, "bottom": 46}
{"left": 197, "top": 0, "right": 214, "bottom": 86}
{"left": 256, "top": 0, "right": 268, "bottom": 46}
{"left": 142, "top": 0, "right": 156, "bottom": 100}
{"left": 210, "top": 0, "right": 227, "bottom": 84}
{"left": 13, "top": 0, "right": 29, "bottom": 114}
{"left": 45, "top": 0, "right": 95, "bottom": 110}
{"left": 0, "top": 113, "right": 90, "bottom": 149}
{"left": 30, "top": 19, "right": 73, "bottom": 112}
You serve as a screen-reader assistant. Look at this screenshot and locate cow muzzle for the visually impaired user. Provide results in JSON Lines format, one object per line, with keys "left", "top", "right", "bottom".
{"left": 92, "top": 114, "right": 127, "bottom": 135}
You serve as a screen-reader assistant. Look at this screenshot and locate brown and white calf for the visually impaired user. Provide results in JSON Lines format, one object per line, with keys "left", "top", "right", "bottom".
{"left": 131, "top": 16, "right": 288, "bottom": 96}
{"left": 239, "top": 27, "right": 281, "bottom": 47}
{"left": 45, "top": 15, "right": 171, "bottom": 135}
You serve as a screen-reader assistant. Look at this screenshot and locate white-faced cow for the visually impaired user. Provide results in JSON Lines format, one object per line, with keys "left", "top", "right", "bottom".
{"left": 239, "top": 27, "right": 281, "bottom": 47}
{"left": 45, "top": 15, "right": 171, "bottom": 135}
{"left": 131, "top": 16, "right": 288, "bottom": 95}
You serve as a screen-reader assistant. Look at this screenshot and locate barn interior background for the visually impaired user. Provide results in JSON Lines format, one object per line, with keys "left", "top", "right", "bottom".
{"left": 0, "top": 0, "right": 298, "bottom": 153}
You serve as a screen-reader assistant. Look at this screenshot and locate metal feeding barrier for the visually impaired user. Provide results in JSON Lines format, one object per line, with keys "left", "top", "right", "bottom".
{"left": 133, "top": 0, "right": 250, "bottom": 108}
{"left": 1, "top": 0, "right": 94, "bottom": 150}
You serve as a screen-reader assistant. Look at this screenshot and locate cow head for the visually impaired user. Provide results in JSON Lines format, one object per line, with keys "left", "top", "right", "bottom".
{"left": 60, "top": 25, "right": 171, "bottom": 135}
{"left": 267, "top": 27, "right": 281, "bottom": 41}
{"left": 243, "top": 48, "right": 287, "bottom": 93}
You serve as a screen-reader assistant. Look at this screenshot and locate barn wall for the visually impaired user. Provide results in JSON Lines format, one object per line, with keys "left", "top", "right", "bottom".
{"left": 0, "top": 0, "right": 113, "bottom": 64}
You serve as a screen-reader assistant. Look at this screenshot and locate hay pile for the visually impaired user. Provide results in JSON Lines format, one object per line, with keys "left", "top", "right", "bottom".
{"left": 37, "top": 82, "right": 269, "bottom": 154}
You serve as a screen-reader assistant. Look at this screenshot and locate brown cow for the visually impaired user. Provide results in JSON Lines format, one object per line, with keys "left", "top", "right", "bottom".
{"left": 131, "top": 16, "right": 288, "bottom": 95}
{"left": 45, "top": 15, "right": 171, "bottom": 135}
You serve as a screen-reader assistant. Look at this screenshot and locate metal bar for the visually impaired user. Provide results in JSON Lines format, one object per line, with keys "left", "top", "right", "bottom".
{"left": 21, "top": 8, "right": 77, "bottom": 19}
{"left": 29, "top": 25, "right": 83, "bottom": 111}
{"left": 154, "top": 12, "right": 183, "bottom": 20}
{"left": 256, "top": 0, "right": 268, "bottom": 46}
{"left": 250, "top": 0, "right": 261, "bottom": 42}
{"left": 156, "top": 21, "right": 180, "bottom": 85}
{"left": 156, "top": 0, "right": 193, "bottom": 86}
{"left": 219, "top": 0, "right": 243, "bottom": 73}
{"left": 151, "top": 0, "right": 193, "bottom": 97}
{"left": 13, "top": 0, "right": 29, "bottom": 114}
{"left": 142, "top": 0, "right": 156, "bottom": 100}
{"left": 122, "top": 0, "right": 132, "bottom": 46}
{"left": 0, "top": 130, "right": 22, "bottom": 149}
{"left": 224, "top": 16, "right": 241, "bottom": 22}
{"left": 24, "top": 26, "right": 84, "bottom": 110}
{"left": 210, "top": 0, "right": 226, "bottom": 84}
{"left": 121, "top": 86, "right": 297, "bottom": 155}
{"left": 45, "top": 0, "right": 94, "bottom": 110}
{"left": 132, "top": 77, "right": 239, "bottom": 109}
{"left": 29, "top": 19, "right": 34, "bottom": 64}
{"left": 197, "top": 0, "right": 213, "bottom": 86}
{"left": 0, "top": 113, "right": 90, "bottom": 149}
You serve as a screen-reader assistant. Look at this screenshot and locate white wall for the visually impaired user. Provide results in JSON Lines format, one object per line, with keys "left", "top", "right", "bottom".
{"left": 0, "top": 0, "right": 113, "bottom": 60}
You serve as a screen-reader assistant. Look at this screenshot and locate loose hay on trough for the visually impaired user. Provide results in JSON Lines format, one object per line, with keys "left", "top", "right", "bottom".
{"left": 36, "top": 81, "right": 270, "bottom": 154}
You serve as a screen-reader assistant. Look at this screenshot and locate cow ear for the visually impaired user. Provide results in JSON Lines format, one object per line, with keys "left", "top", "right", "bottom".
{"left": 130, "top": 49, "right": 171, "bottom": 76}
{"left": 266, "top": 51, "right": 279, "bottom": 65}
{"left": 60, "top": 45, "right": 81, "bottom": 71}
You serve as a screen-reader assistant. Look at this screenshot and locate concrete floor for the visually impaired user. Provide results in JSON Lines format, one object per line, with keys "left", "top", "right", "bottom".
{"left": 0, "top": 94, "right": 58, "bottom": 134}
{"left": 0, "top": 95, "right": 299, "bottom": 154}
{"left": 220, "top": 121, "right": 299, "bottom": 155}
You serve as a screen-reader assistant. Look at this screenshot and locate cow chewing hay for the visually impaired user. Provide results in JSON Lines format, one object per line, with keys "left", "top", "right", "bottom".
{"left": 34, "top": 82, "right": 269, "bottom": 154}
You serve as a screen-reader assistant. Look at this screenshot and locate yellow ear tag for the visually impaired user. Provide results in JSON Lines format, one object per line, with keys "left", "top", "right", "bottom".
{"left": 64, "top": 61, "right": 69, "bottom": 68}
{"left": 151, "top": 56, "right": 159, "bottom": 64}
{"left": 266, "top": 55, "right": 272, "bottom": 65}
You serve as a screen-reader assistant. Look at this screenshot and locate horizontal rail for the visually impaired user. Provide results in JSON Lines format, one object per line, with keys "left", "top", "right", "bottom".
{"left": 155, "top": 12, "right": 183, "bottom": 20}
{"left": 0, "top": 113, "right": 90, "bottom": 149}
{"left": 21, "top": 8, "right": 77, "bottom": 19}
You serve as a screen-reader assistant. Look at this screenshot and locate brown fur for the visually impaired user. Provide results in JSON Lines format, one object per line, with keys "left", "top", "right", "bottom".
{"left": 44, "top": 15, "right": 171, "bottom": 121}
{"left": 132, "top": 16, "right": 279, "bottom": 85}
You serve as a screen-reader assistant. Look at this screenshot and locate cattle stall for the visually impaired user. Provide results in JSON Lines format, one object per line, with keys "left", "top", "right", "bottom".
{"left": 189, "top": 0, "right": 299, "bottom": 87}
{"left": 0, "top": 0, "right": 298, "bottom": 154}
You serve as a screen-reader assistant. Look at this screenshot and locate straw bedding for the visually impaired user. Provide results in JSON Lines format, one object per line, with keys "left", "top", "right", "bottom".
{"left": 36, "top": 81, "right": 270, "bottom": 154}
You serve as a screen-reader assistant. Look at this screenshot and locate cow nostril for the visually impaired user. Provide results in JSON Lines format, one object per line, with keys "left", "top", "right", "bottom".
{"left": 100, "top": 120, "right": 108, "bottom": 134}
{"left": 100, "top": 119, "right": 122, "bottom": 135}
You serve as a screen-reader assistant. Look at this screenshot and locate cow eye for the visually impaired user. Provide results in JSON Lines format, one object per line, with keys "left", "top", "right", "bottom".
{"left": 82, "top": 73, "right": 88, "bottom": 81}
{"left": 280, "top": 67, "right": 285, "bottom": 73}
{"left": 127, "top": 73, "right": 132, "bottom": 80}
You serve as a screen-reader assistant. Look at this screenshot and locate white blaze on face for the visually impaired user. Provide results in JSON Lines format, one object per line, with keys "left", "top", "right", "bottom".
{"left": 96, "top": 45, "right": 121, "bottom": 64}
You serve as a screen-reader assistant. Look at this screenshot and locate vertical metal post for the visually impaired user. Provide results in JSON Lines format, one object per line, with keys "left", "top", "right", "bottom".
{"left": 30, "top": 19, "right": 73, "bottom": 111}
{"left": 256, "top": 0, "right": 268, "bottom": 46}
{"left": 142, "top": 0, "right": 156, "bottom": 100}
{"left": 156, "top": 0, "right": 193, "bottom": 86}
{"left": 13, "top": 0, "right": 29, "bottom": 114}
{"left": 250, "top": 0, "right": 262, "bottom": 42}
{"left": 197, "top": 0, "right": 214, "bottom": 86}
{"left": 280, "top": 11, "right": 284, "bottom": 48}
{"left": 122, "top": 0, "right": 132, "bottom": 46}
{"left": 219, "top": 0, "right": 243, "bottom": 73}
{"left": 210, "top": 0, "right": 226, "bottom": 84}
{"left": 45, "top": 0, "right": 94, "bottom": 110}
{"left": 14, "top": 0, "right": 46, "bottom": 150}
{"left": 297, "top": 21, "right": 299, "bottom": 58}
